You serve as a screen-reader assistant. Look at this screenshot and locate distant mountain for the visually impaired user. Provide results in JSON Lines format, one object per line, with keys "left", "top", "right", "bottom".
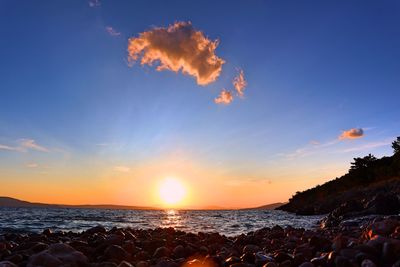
{"left": 0, "top": 197, "right": 285, "bottom": 211}
{"left": 0, "top": 197, "right": 158, "bottom": 210}
{"left": 241, "top": 202, "right": 285, "bottom": 210}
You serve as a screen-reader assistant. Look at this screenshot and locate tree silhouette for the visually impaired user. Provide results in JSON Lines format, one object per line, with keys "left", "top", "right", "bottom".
{"left": 392, "top": 137, "right": 400, "bottom": 155}
{"left": 350, "top": 153, "right": 377, "bottom": 171}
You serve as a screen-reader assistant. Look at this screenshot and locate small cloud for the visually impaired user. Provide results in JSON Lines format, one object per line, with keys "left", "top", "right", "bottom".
{"left": 88, "top": 0, "right": 100, "bottom": 7}
{"left": 26, "top": 163, "right": 39, "bottom": 168}
{"left": 214, "top": 89, "right": 233, "bottom": 105}
{"left": 339, "top": 128, "right": 364, "bottom": 140}
{"left": 18, "top": 139, "right": 49, "bottom": 152}
{"left": 105, "top": 26, "right": 121, "bottom": 37}
{"left": 0, "top": 139, "right": 48, "bottom": 153}
{"left": 127, "top": 21, "right": 225, "bottom": 86}
{"left": 233, "top": 69, "right": 247, "bottom": 97}
{"left": 310, "top": 140, "right": 320, "bottom": 145}
{"left": 113, "top": 165, "right": 130, "bottom": 173}
{"left": 337, "top": 139, "right": 393, "bottom": 153}
{"left": 0, "top": 144, "right": 19, "bottom": 151}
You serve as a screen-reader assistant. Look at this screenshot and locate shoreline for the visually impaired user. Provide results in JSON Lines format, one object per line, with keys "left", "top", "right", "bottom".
{"left": 1, "top": 216, "right": 399, "bottom": 266}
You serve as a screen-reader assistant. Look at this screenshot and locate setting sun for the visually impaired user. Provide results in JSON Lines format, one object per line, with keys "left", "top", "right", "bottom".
{"left": 158, "top": 177, "right": 187, "bottom": 206}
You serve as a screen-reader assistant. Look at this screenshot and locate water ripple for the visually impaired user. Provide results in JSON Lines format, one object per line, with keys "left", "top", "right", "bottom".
{"left": 0, "top": 207, "right": 322, "bottom": 236}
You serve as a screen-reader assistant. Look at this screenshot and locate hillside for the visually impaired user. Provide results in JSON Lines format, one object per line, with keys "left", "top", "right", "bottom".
{"left": 278, "top": 137, "right": 400, "bottom": 218}
{"left": 241, "top": 202, "right": 285, "bottom": 210}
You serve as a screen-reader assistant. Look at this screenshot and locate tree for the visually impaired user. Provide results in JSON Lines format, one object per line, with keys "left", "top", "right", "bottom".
{"left": 392, "top": 137, "right": 400, "bottom": 155}
{"left": 350, "top": 154, "right": 377, "bottom": 171}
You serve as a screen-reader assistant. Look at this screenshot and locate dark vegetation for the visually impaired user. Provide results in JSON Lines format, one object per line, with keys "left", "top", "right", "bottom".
{"left": 278, "top": 137, "right": 400, "bottom": 218}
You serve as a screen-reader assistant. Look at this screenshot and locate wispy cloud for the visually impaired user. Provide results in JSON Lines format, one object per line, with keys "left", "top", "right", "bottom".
{"left": 88, "top": 0, "right": 100, "bottom": 7}
{"left": 0, "top": 144, "right": 19, "bottom": 151}
{"left": 282, "top": 139, "right": 339, "bottom": 159}
{"left": 128, "top": 21, "right": 225, "bottom": 86}
{"left": 105, "top": 26, "right": 121, "bottom": 37}
{"left": 0, "top": 139, "right": 49, "bottom": 153}
{"left": 337, "top": 139, "right": 393, "bottom": 153}
{"left": 339, "top": 128, "right": 364, "bottom": 140}
{"left": 113, "top": 165, "right": 130, "bottom": 173}
{"left": 233, "top": 69, "right": 247, "bottom": 97}
{"left": 214, "top": 89, "right": 234, "bottom": 105}
{"left": 19, "top": 139, "right": 49, "bottom": 152}
{"left": 26, "top": 163, "right": 39, "bottom": 168}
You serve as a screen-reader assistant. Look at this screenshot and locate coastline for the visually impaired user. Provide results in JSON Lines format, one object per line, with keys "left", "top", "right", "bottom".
{"left": 1, "top": 216, "right": 399, "bottom": 267}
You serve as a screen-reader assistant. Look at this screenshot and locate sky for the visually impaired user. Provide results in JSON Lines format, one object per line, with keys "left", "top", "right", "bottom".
{"left": 0, "top": 1, "right": 399, "bottom": 208}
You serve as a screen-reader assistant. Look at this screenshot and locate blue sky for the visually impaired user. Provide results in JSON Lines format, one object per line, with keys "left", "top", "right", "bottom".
{"left": 0, "top": 1, "right": 399, "bottom": 206}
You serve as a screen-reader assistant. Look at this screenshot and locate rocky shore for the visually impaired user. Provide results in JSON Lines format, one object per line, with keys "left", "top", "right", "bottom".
{"left": 1, "top": 216, "right": 400, "bottom": 267}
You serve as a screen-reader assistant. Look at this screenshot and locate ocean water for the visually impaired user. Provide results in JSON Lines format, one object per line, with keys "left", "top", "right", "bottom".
{"left": 0, "top": 207, "right": 323, "bottom": 236}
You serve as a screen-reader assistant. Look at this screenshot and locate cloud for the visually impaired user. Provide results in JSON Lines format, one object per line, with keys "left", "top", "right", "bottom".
{"left": 88, "top": 0, "right": 100, "bottom": 7}
{"left": 105, "top": 26, "right": 121, "bottom": 37}
{"left": 214, "top": 90, "right": 233, "bottom": 105}
{"left": 0, "top": 144, "right": 19, "bottom": 151}
{"left": 113, "top": 165, "right": 130, "bottom": 173}
{"left": 0, "top": 139, "right": 49, "bottom": 153}
{"left": 19, "top": 139, "right": 49, "bottom": 152}
{"left": 337, "top": 139, "right": 393, "bottom": 153}
{"left": 127, "top": 21, "right": 225, "bottom": 85}
{"left": 339, "top": 128, "right": 364, "bottom": 140}
{"left": 26, "top": 163, "right": 39, "bottom": 168}
{"left": 233, "top": 69, "right": 247, "bottom": 97}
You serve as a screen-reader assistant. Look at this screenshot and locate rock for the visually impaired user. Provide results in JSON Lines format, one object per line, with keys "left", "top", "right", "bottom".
{"left": 153, "top": 246, "right": 170, "bottom": 258}
{"left": 42, "top": 229, "right": 52, "bottom": 236}
{"left": 225, "top": 256, "right": 241, "bottom": 267}
{"left": 278, "top": 260, "right": 291, "bottom": 267}
{"left": 118, "top": 261, "right": 134, "bottom": 267}
{"left": 332, "top": 235, "right": 347, "bottom": 252}
{"left": 368, "top": 219, "right": 399, "bottom": 237}
{"left": 172, "top": 245, "right": 185, "bottom": 259}
{"left": 28, "top": 252, "right": 63, "bottom": 267}
{"left": 361, "top": 259, "right": 377, "bottom": 267}
{"left": 339, "top": 248, "right": 357, "bottom": 259}
{"left": 262, "top": 263, "right": 277, "bottom": 267}
{"left": 3, "top": 254, "right": 23, "bottom": 265}
{"left": 382, "top": 241, "right": 396, "bottom": 263}
{"left": 254, "top": 252, "right": 273, "bottom": 267}
{"left": 334, "top": 256, "right": 351, "bottom": 267}
{"left": 105, "top": 245, "right": 130, "bottom": 261}
{"left": 298, "top": 263, "right": 314, "bottom": 267}
{"left": 105, "top": 234, "right": 125, "bottom": 246}
{"left": 243, "top": 244, "right": 260, "bottom": 254}
{"left": 310, "top": 255, "right": 326, "bottom": 266}
{"left": 86, "top": 225, "right": 107, "bottom": 235}
{"left": 98, "top": 262, "right": 118, "bottom": 267}
{"left": 273, "top": 252, "right": 292, "bottom": 263}
{"left": 365, "top": 192, "right": 400, "bottom": 215}
{"left": 136, "top": 261, "right": 150, "bottom": 267}
{"left": 28, "top": 243, "right": 88, "bottom": 267}
{"left": 0, "top": 261, "right": 17, "bottom": 267}
{"left": 30, "top": 242, "right": 49, "bottom": 253}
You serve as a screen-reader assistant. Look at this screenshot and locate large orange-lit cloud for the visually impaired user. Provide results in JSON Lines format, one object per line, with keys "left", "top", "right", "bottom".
{"left": 127, "top": 22, "right": 225, "bottom": 85}
{"left": 339, "top": 128, "right": 364, "bottom": 140}
{"left": 233, "top": 69, "right": 247, "bottom": 97}
{"left": 214, "top": 90, "right": 233, "bottom": 105}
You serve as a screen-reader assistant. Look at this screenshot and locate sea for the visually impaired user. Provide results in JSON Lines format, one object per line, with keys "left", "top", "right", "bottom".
{"left": 0, "top": 207, "right": 323, "bottom": 236}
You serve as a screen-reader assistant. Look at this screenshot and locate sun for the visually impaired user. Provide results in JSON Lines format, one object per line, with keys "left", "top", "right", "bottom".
{"left": 158, "top": 177, "right": 187, "bottom": 206}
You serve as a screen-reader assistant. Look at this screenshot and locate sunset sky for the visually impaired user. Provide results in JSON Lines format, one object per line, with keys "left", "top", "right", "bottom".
{"left": 0, "top": 1, "right": 399, "bottom": 208}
